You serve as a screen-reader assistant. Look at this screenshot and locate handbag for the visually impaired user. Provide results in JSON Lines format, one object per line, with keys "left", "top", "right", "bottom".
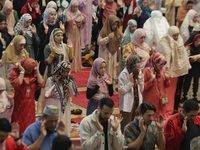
{"left": 156, "top": 78, "right": 169, "bottom": 105}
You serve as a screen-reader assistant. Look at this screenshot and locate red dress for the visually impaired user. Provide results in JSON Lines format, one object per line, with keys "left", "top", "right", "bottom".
{"left": 123, "top": 0, "right": 137, "bottom": 32}
{"left": 143, "top": 68, "right": 170, "bottom": 120}
{"left": 9, "top": 69, "right": 43, "bottom": 134}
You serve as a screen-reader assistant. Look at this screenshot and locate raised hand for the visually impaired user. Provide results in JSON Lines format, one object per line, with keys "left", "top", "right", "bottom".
{"left": 57, "top": 121, "right": 66, "bottom": 135}
{"left": 138, "top": 71, "right": 144, "bottom": 80}
{"left": 150, "top": 68, "right": 156, "bottom": 82}
{"left": 34, "top": 60, "right": 40, "bottom": 72}
{"left": 6, "top": 88, "right": 15, "bottom": 100}
{"left": 105, "top": 74, "right": 112, "bottom": 85}
{"left": 110, "top": 114, "right": 123, "bottom": 131}
{"left": 50, "top": 41, "right": 56, "bottom": 54}
{"left": 97, "top": 76, "right": 100, "bottom": 86}
{"left": 139, "top": 117, "right": 147, "bottom": 133}
{"left": 164, "top": 67, "right": 170, "bottom": 80}
{"left": 31, "top": 24, "right": 36, "bottom": 34}
{"left": 151, "top": 42, "right": 156, "bottom": 52}
{"left": 182, "top": 116, "right": 187, "bottom": 133}
{"left": 41, "top": 119, "right": 47, "bottom": 137}
{"left": 19, "top": 63, "right": 25, "bottom": 72}
{"left": 96, "top": 111, "right": 103, "bottom": 132}
{"left": 35, "top": 4, "right": 40, "bottom": 13}
{"left": 129, "top": 73, "right": 134, "bottom": 83}
{"left": 59, "top": 21, "right": 65, "bottom": 33}
{"left": 58, "top": 8, "right": 63, "bottom": 17}
{"left": 43, "top": 21, "right": 49, "bottom": 34}
{"left": 108, "top": 32, "right": 114, "bottom": 39}
{"left": 155, "top": 115, "right": 164, "bottom": 130}
{"left": 66, "top": 39, "right": 73, "bottom": 48}
{"left": 28, "top": 3, "right": 32, "bottom": 12}
{"left": 10, "top": 122, "right": 20, "bottom": 139}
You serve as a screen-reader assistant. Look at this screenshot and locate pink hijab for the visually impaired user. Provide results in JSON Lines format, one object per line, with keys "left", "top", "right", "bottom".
{"left": 87, "top": 58, "right": 109, "bottom": 98}
{"left": 65, "top": 0, "right": 80, "bottom": 18}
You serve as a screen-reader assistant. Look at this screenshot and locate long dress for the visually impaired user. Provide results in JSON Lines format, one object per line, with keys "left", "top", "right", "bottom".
{"left": 44, "top": 77, "right": 78, "bottom": 136}
{"left": 143, "top": 68, "right": 170, "bottom": 120}
{"left": 9, "top": 71, "right": 43, "bottom": 134}
{"left": 78, "top": 0, "right": 99, "bottom": 49}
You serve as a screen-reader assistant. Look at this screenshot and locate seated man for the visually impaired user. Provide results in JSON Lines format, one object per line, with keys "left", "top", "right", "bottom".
{"left": 0, "top": 118, "right": 28, "bottom": 150}
{"left": 124, "top": 102, "right": 165, "bottom": 150}
{"left": 22, "top": 105, "right": 66, "bottom": 150}
{"left": 80, "top": 97, "right": 124, "bottom": 150}
{"left": 164, "top": 99, "right": 200, "bottom": 150}
{"left": 190, "top": 136, "right": 200, "bottom": 150}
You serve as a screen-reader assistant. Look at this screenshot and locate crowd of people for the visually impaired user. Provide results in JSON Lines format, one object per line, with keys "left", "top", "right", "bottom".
{"left": 1, "top": 0, "right": 200, "bottom": 149}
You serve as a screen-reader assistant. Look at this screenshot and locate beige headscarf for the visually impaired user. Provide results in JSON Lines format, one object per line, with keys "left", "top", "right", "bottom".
{"left": 1, "top": 0, "right": 15, "bottom": 34}
{"left": 0, "top": 77, "right": 6, "bottom": 113}
{"left": 1, "top": 35, "right": 29, "bottom": 66}
{"left": 99, "top": 15, "right": 121, "bottom": 54}
{"left": 156, "top": 26, "right": 191, "bottom": 77}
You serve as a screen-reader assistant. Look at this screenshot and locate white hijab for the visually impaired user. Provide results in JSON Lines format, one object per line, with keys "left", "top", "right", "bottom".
{"left": 44, "top": 1, "right": 57, "bottom": 13}
{"left": 143, "top": 10, "right": 170, "bottom": 45}
{"left": 181, "top": 9, "right": 198, "bottom": 42}
{"left": 42, "top": 8, "right": 57, "bottom": 25}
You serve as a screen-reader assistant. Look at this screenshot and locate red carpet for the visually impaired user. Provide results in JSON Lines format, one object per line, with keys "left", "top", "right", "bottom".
{"left": 72, "top": 91, "right": 119, "bottom": 108}
{"left": 71, "top": 68, "right": 91, "bottom": 87}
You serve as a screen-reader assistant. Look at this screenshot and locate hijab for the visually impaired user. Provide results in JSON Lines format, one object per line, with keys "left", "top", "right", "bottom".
{"left": 143, "top": 10, "right": 170, "bottom": 45}
{"left": 1, "top": 0, "right": 15, "bottom": 32}
{"left": 44, "top": 1, "right": 57, "bottom": 13}
{"left": 49, "top": 28, "right": 68, "bottom": 61}
{"left": 0, "top": 77, "right": 6, "bottom": 113}
{"left": 9, "top": 58, "right": 37, "bottom": 85}
{"left": 99, "top": 15, "right": 121, "bottom": 54}
{"left": 126, "top": 53, "right": 141, "bottom": 75}
{"left": 0, "top": 14, "right": 9, "bottom": 50}
{"left": 87, "top": 58, "right": 109, "bottom": 99}
{"left": 156, "top": 26, "right": 191, "bottom": 77}
{"left": 138, "top": 0, "right": 151, "bottom": 18}
{"left": 99, "top": 0, "right": 118, "bottom": 24}
{"left": 185, "top": 33, "right": 200, "bottom": 54}
{"left": 21, "top": 0, "right": 41, "bottom": 19}
{"left": 122, "top": 19, "right": 137, "bottom": 49}
{"left": 43, "top": 8, "right": 57, "bottom": 25}
{"left": 181, "top": 9, "right": 198, "bottom": 42}
{"left": 1, "top": 35, "right": 29, "bottom": 65}
{"left": 14, "top": 14, "right": 32, "bottom": 37}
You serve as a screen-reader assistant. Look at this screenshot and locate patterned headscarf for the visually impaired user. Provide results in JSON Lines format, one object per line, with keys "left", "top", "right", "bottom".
{"left": 126, "top": 53, "right": 141, "bottom": 74}
{"left": 42, "top": 7, "right": 57, "bottom": 25}
{"left": 123, "top": 19, "right": 137, "bottom": 45}
{"left": 14, "top": 13, "right": 32, "bottom": 37}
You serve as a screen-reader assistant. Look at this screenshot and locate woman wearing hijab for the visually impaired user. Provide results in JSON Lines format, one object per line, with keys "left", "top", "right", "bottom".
{"left": 9, "top": 58, "right": 44, "bottom": 134}
{"left": 143, "top": 52, "right": 170, "bottom": 120}
{"left": 43, "top": 1, "right": 65, "bottom": 23}
{"left": 122, "top": 0, "right": 137, "bottom": 32}
{"left": 44, "top": 28, "right": 73, "bottom": 77}
{"left": 14, "top": 13, "right": 40, "bottom": 59}
{"left": 143, "top": 10, "right": 170, "bottom": 46}
{"left": 86, "top": 58, "right": 113, "bottom": 115}
{"left": 37, "top": 7, "right": 66, "bottom": 75}
{"left": 21, "top": 0, "right": 42, "bottom": 26}
{"left": 176, "top": 0, "right": 195, "bottom": 28}
{"left": 39, "top": 0, "right": 57, "bottom": 13}
{"left": 0, "top": 77, "right": 14, "bottom": 120}
{"left": 0, "top": 35, "right": 29, "bottom": 91}
{"left": 156, "top": 26, "right": 191, "bottom": 114}
{"left": 44, "top": 60, "right": 78, "bottom": 135}
{"left": 123, "top": 28, "right": 152, "bottom": 71}
{"left": 0, "top": 14, "right": 12, "bottom": 59}
{"left": 181, "top": 9, "right": 199, "bottom": 42}
{"left": 118, "top": 53, "right": 143, "bottom": 132}
{"left": 98, "top": 15, "right": 123, "bottom": 92}
{"left": 0, "top": 0, "right": 19, "bottom": 36}
{"left": 65, "top": 0, "right": 86, "bottom": 72}
{"left": 182, "top": 33, "right": 200, "bottom": 100}
{"left": 118, "top": 19, "right": 137, "bottom": 76}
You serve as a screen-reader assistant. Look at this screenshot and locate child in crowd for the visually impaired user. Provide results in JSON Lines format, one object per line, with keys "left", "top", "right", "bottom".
{"left": 81, "top": 44, "right": 95, "bottom": 67}
{"left": 44, "top": 60, "right": 78, "bottom": 136}
{"left": 86, "top": 58, "right": 113, "bottom": 115}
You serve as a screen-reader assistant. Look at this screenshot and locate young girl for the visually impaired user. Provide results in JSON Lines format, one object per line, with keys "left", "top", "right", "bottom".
{"left": 183, "top": 33, "right": 200, "bottom": 100}
{"left": 44, "top": 60, "right": 78, "bottom": 135}
{"left": 0, "top": 77, "right": 14, "bottom": 120}
{"left": 86, "top": 58, "right": 113, "bottom": 115}
{"left": 143, "top": 52, "right": 170, "bottom": 120}
{"left": 14, "top": 13, "right": 40, "bottom": 59}
{"left": 118, "top": 19, "right": 137, "bottom": 76}
{"left": 65, "top": 0, "right": 86, "bottom": 72}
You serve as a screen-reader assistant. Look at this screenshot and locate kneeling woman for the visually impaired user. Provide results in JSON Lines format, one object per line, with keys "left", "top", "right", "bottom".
{"left": 44, "top": 61, "right": 78, "bottom": 136}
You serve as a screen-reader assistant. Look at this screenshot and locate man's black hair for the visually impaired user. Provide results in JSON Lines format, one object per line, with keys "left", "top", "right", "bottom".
{"left": 138, "top": 102, "right": 156, "bottom": 115}
{"left": 51, "top": 135, "right": 72, "bottom": 150}
{"left": 0, "top": 118, "right": 11, "bottom": 132}
{"left": 183, "top": 99, "right": 199, "bottom": 113}
{"left": 99, "top": 97, "right": 114, "bottom": 109}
